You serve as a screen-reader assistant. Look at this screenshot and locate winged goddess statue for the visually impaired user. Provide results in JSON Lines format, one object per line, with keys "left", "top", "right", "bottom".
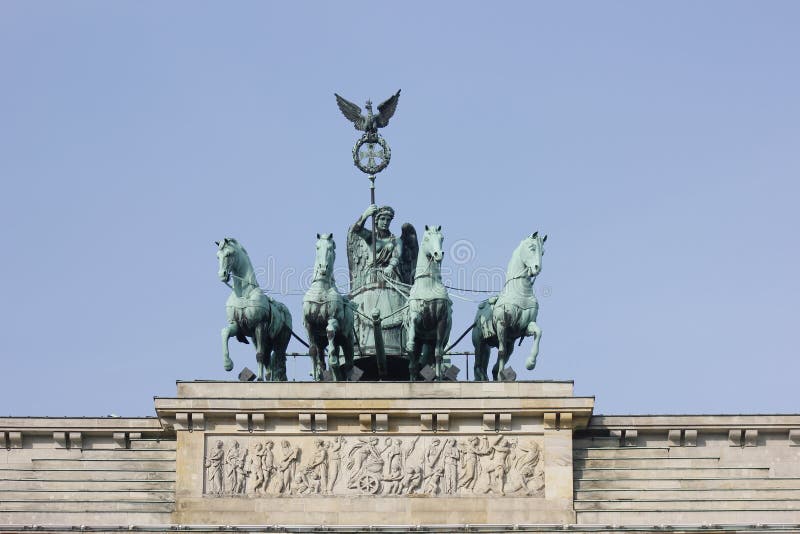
{"left": 335, "top": 90, "right": 401, "bottom": 139}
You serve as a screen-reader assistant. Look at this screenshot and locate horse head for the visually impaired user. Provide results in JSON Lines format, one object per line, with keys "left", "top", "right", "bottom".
{"left": 314, "top": 233, "right": 336, "bottom": 280}
{"left": 215, "top": 237, "right": 242, "bottom": 284}
{"left": 519, "top": 232, "right": 547, "bottom": 278}
{"left": 421, "top": 225, "right": 445, "bottom": 264}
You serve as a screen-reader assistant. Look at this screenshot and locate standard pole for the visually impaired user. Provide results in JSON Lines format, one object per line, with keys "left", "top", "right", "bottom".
{"left": 369, "top": 175, "right": 377, "bottom": 284}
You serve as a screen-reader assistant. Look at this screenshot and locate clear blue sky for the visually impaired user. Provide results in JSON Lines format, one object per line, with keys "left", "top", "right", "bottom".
{"left": 1, "top": 1, "right": 798, "bottom": 416}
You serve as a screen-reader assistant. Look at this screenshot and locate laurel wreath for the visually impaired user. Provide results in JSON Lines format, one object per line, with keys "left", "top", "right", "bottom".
{"left": 352, "top": 134, "right": 391, "bottom": 174}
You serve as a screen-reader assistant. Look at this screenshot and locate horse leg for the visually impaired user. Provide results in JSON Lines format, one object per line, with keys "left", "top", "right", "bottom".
{"left": 273, "top": 328, "right": 291, "bottom": 382}
{"left": 525, "top": 321, "right": 542, "bottom": 371}
{"left": 409, "top": 339, "right": 423, "bottom": 381}
{"left": 221, "top": 322, "right": 237, "bottom": 372}
{"left": 254, "top": 325, "right": 267, "bottom": 381}
{"left": 405, "top": 307, "right": 419, "bottom": 354}
{"left": 341, "top": 331, "right": 355, "bottom": 378}
{"left": 421, "top": 343, "right": 434, "bottom": 371}
{"left": 493, "top": 341, "right": 515, "bottom": 381}
{"left": 473, "top": 344, "right": 489, "bottom": 381}
{"left": 435, "top": 306, "right": 452, "bottom": 380}
{"left": 326, "top": 318, "right": 340, "bottom": 377}
{"left": 494, "top": 309, "right": 509, "bottom": 380}
{"left": 304, "top": 314, "right": 322, "bottom": 381}
{"left": 471, "top": 326, "right": 487, "bottom": 381}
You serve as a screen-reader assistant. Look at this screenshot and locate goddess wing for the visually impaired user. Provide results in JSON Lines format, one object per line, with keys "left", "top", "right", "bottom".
{"left": 398, "top": 222, "right": 418, "bottom": 286}
{"left": 376, "top": 89, "right": 401, "bottom": 128}
{"left": 335, "top": 93, "right": 365, "bottom": 131}
{"left": 347, "top": 226, "right": 371, "bottom": 291}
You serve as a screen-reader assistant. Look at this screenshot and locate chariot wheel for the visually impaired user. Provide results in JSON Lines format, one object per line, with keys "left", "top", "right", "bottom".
{"left": 357, "top": 473, "right": 381, "bottom": 494}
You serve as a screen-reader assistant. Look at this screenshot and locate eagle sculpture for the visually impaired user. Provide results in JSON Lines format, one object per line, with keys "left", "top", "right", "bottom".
{"left": 335, "top": 90, "right": 401, "bottom": 136}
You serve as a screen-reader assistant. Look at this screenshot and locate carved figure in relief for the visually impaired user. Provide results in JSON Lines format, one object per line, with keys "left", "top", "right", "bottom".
{"left": 346, "top": 437, "right": 383, "bottom": 488}
{"left": 205, "top": 440, "right": 225, "bottom": 494}
{"left": 261, "top": 441, "right": 277, "bottom": 494}
{"left": 399, "top": 466, "right": 422, "bottom": 494}
{"left": 226, "top": 440, "right": 247, "bottom": 494}
{"left": 422, "top": 465, "right": 444, "bottom": 494}
{"left": 325, "top": 436, "right": 345, "bottom": 493}
{"left": 346, "top": 437, "right": 386, "bottom": 494}
{"left": 421, "top": 438, "right": 446, "bottom": 494}
{"left": 249, "top": 443, "right": 266, "bottom": 493}
{"left": 278, "top": 440, "right": 299, "bottom": 495}
{"left": 296, "top": 439, "right": 328, "bottom": 495}
{"left": 457, "top": 436, "right": 487, "bottom": 492}
{"left": 482, "top": 435, "right": 512, "bottom": 496}
{"left": 442, "top": 438, "right": 459, "bottom": 494}
{"left": 505, "top": 440, "right": 544, "bottom": 495}
{"left": 424, "top": 438, "right": 444, "bottom": 472}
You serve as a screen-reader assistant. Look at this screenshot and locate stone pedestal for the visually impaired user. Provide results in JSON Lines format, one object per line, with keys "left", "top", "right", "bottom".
{"left": 154, "top": 381, "right": 594, "bottom": 526}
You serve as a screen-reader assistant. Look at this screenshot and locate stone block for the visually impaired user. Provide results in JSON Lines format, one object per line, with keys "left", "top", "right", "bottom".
{"left": 499, "top": 413, "right": 512, "bottom": 431}
{"left": 560, "top": 412, "right": 573, "bottom": 429}
{"left": 235, "top": 413, "right": 249, "bottom": 431}
{"left": 191, "top": 412, "right": 205, "bottom": 431}
{"left": 8, "top": 431, "right": 22, "bottom": 449}
{"left": 420, "top": 365, "right": 436, "bottom": 381}
{"left": 745, "top": 429, "right": 758, "bottom": 447}
{"left": 436, "top": 413, "right": 450, "bottom": 431}
{"left": 53, "top": 432, "right": 67, "bottom": 448}
{"left": 298, "top": 413, "right": 312, "bottom": 431}
{"left": 359, "top": 413, "right": 372, "bottom": 432}
{"left": 347, "top": 366, "right": 364, "bottom": 382}
{"left": 420, "top": 413, "right": 434, "bottom": 431}
{"left": 315, "top": 413, "right": 328, "bottom": 431}
{"left": 251, "top": 413, "right": 265, "bottom": 431}
{"left": 790, "top": 429, "right": 800, "bottom": 446}
{"left": 113, "top": 432, "right": 128, "bottom": 449}
{"left": 443, "top": 364, "right": 460, "bottom": 381}
{"left": 375, "top": 413, "right": 388, "bottom": 431}
{"left": 174, "top": 412, "right": 189, "bottom": 431}
{"left": 483, "top": 413, "right": 497, "bottom": 431}
{"left": 684, "top": 429, "right": 697, "bottom": 447}
{"left": 237, "top": 367, "right": 256, "bottom": 382}
{"left": 543, "top": 412, "right": 558, "bottom": 429}
{"left": 499, "top": 366, "right": 517, "bottom": 381}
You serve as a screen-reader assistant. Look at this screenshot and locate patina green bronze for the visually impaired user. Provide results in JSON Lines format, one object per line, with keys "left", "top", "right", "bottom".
{"left": 302, "top": 233, "right": 356, "bottom": 381}
{"left": 404, "top": 225, "right": 453, "bottom": 381}
{"left": 216, "top": 238, "right": 293, "bottom": 381}
{"left": 347, "top": 204, "right": 418, "bottom": 365}
{"left": 335, "top": 90, "right": 400, "bottom": 140}
{"left": 208, "top": 93, "right": 548, "bottom": 382}
{"left": 472, "top": 233, "right": 546, "bottom": 381}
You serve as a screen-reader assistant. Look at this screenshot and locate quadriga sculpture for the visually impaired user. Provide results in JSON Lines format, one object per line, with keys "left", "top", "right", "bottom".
{"left": 404, "top": 225, "right": 452, "bottom": 380}
{"left": 472, "top": 232, "right": 546, "bottom": 381}
{"left": 302, "top": 233, "right": 356, "bottom": 381}
{"left": 216, "top": 238, "right": 292, "bottom": 381}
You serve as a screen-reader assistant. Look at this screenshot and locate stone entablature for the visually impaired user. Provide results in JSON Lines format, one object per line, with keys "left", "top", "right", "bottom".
{"left": 156, "top": 381, "right": 590, "bottom": 526}
{"left": 2, "top": 384, "right": 800, "bottom": 531}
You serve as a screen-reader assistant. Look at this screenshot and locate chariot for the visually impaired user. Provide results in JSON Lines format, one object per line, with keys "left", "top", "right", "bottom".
{"left": 216, "top": 91, "right": 546, "bottom": 382}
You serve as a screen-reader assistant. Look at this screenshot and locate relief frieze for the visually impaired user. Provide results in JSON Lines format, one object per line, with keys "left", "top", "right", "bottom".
{"left": 203, "top": 435, "right": 544, "bottom": 498}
